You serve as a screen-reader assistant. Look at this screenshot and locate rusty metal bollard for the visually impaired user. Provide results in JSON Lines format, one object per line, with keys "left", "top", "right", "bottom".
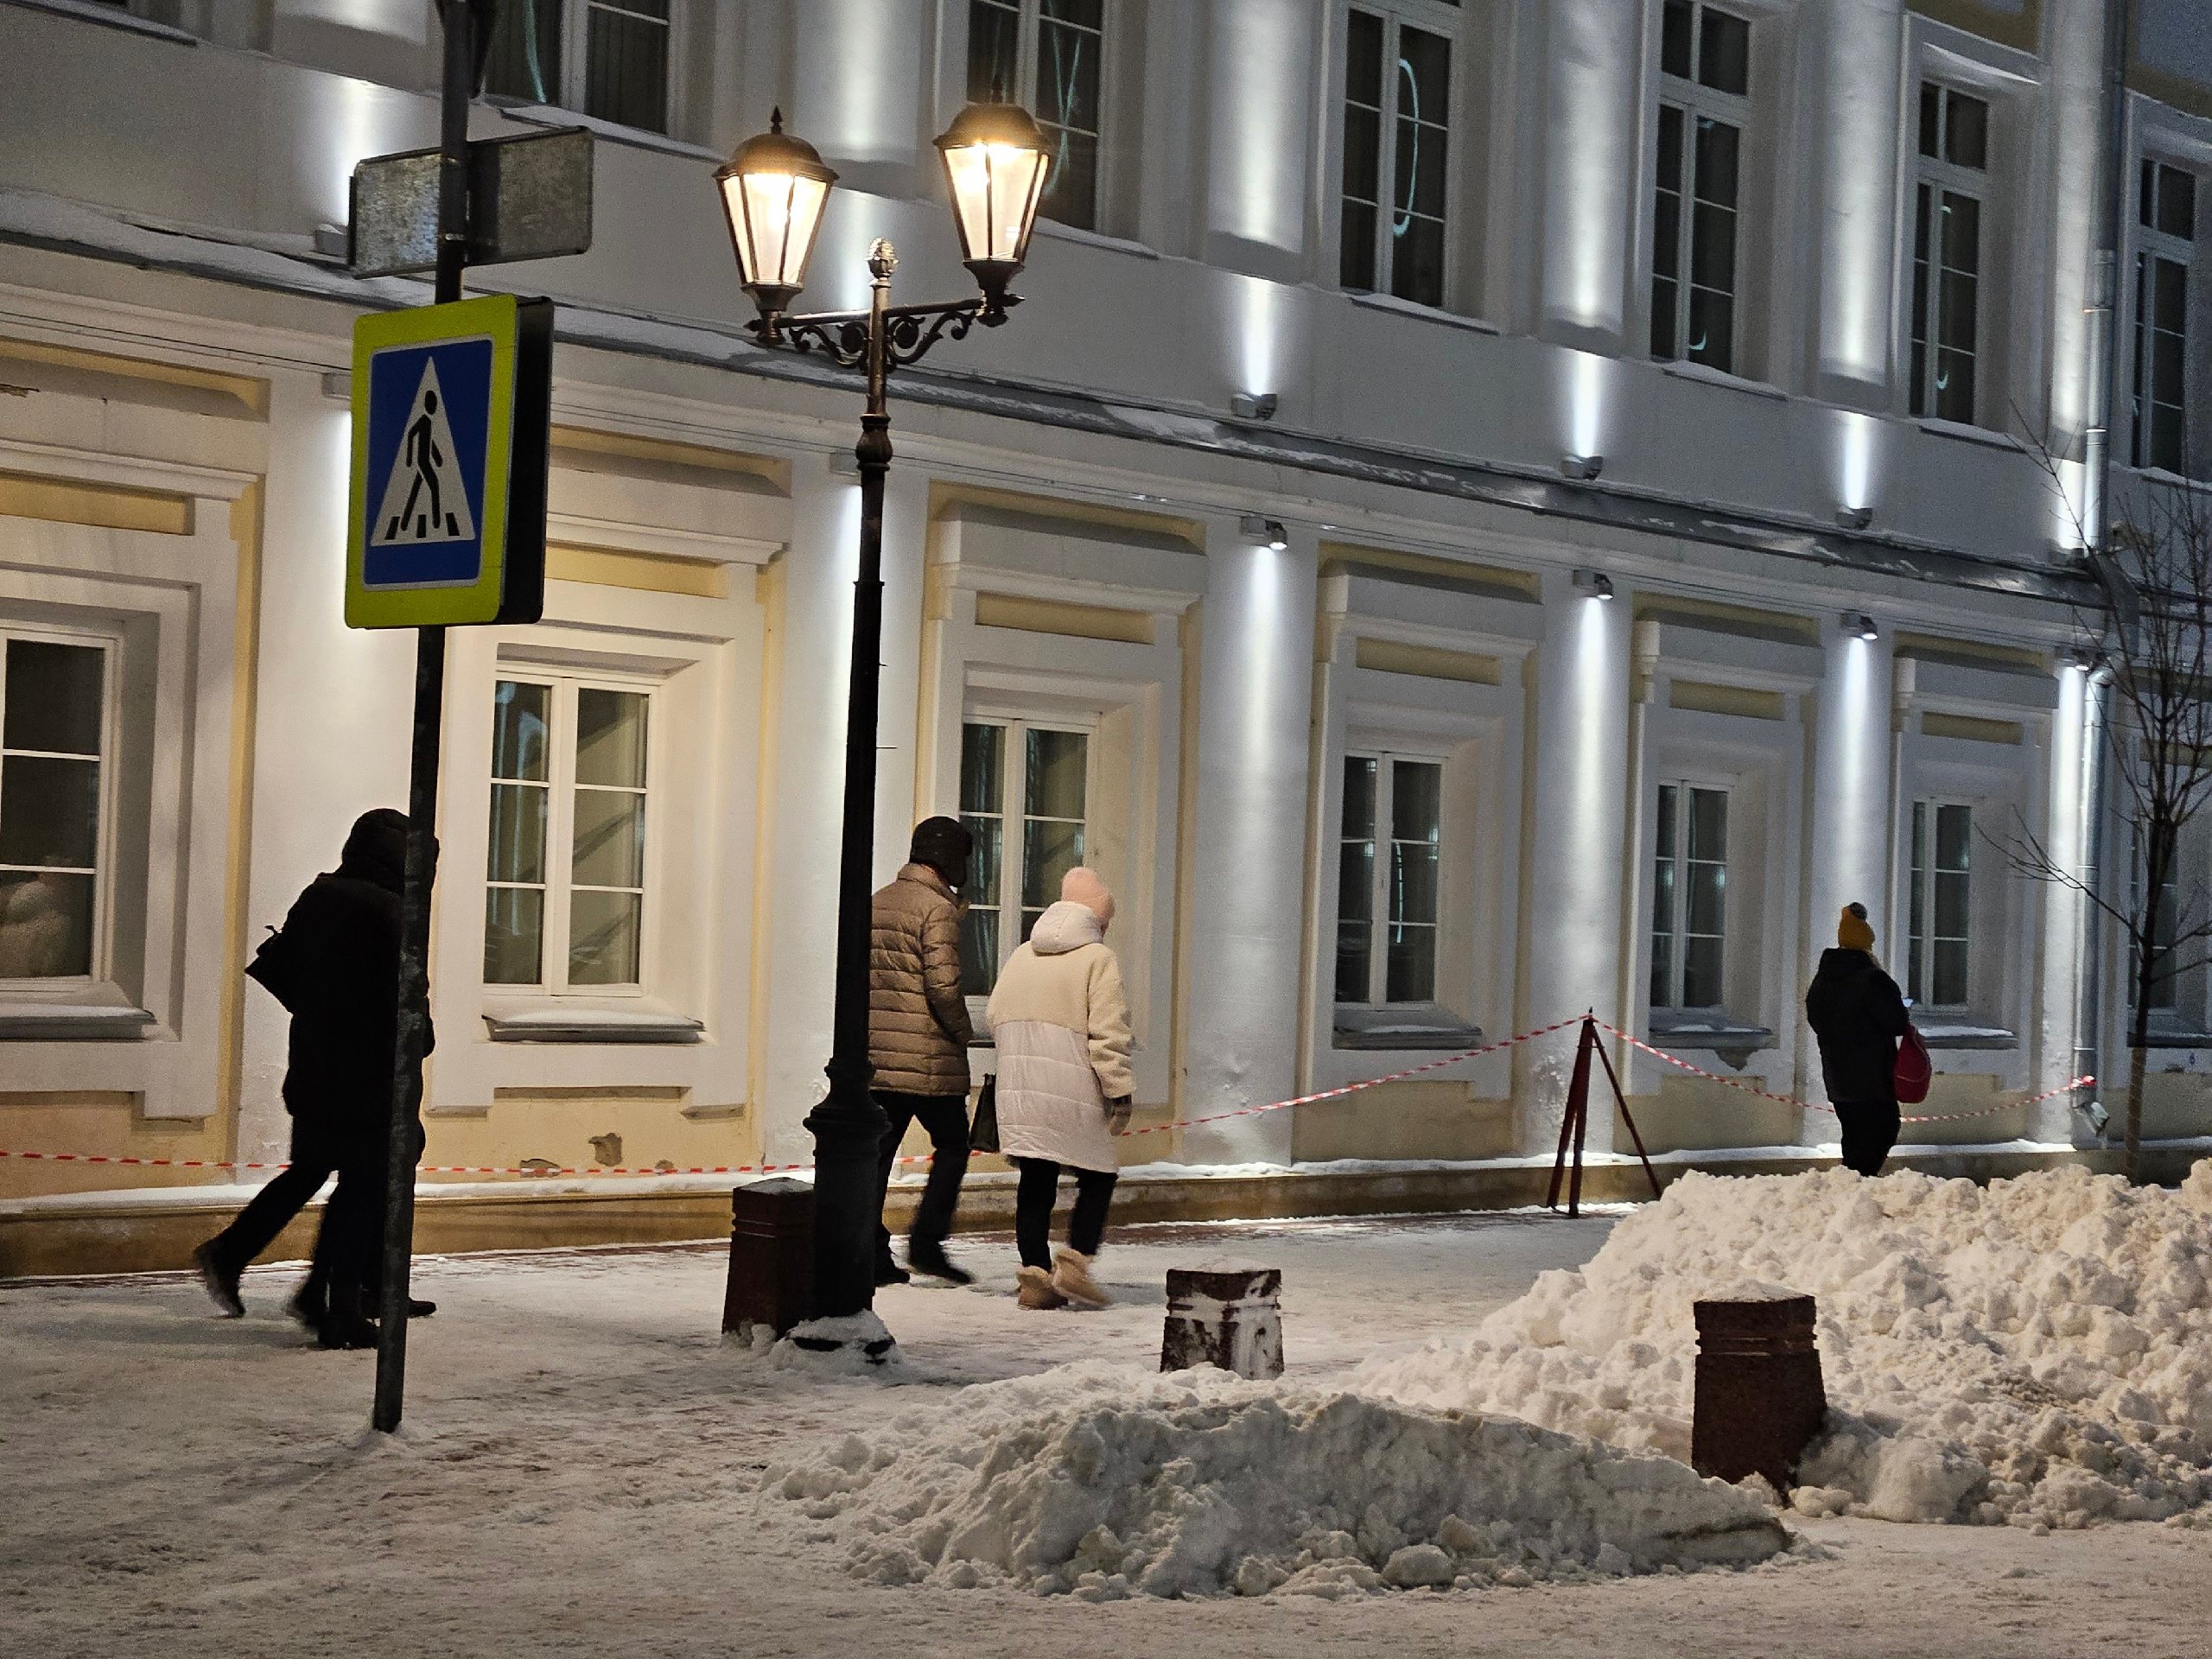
{"left": 721, "top": 1178, "right": 814, "bottom": 1346}
{"left": 1160, "top": 1262, "right": 1284, "bottom": 1380}
{"left": 1690, "top": 1294, "right": 1827, "bottom": 1490}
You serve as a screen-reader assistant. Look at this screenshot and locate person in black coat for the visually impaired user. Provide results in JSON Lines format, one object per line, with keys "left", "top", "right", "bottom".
{"left": 194, "top": 809, "right": 434, "bottom": 1347}
{"left": 1804, "top": 902, "right": 1910, "bottom": 1176}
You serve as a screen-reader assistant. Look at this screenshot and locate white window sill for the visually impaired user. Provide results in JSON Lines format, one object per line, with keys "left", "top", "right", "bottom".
{"left": 0, "top": 982, "right": 157, "bottom": 1041}
{"left": 1646, "top": 1015, "right": 1776, "bottom": 1065}
{"left": 2126, "top": 465, "right": 2212, "bottom": 495}
{"left": 1344, "top": 289, "right": 1503, "bottom": 335}
{"left": 1660, "top": 359, "right": 1788, "bottom": 402}
{"left": 482, "top": 99, "right": 718, "bottom": 163}
{"left": 1332, "top": 1003, "right": 1484, "bottom": 1052}
{"left": 483, "top": 999, "right": 704, "bottom": 1044}
{"left": 1030, "top": 219, "right": 1160, "bottom": 260}
{"left": 5, "top": 0, "right": 198, "bottom": 46}
{"left": 1916, "top": 416, "right": 2020, "bottom": 452}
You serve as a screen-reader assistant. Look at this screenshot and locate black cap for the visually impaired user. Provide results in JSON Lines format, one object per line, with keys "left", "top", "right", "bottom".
{"left": 909, "top": 816, "right": 973, "bottom": 881}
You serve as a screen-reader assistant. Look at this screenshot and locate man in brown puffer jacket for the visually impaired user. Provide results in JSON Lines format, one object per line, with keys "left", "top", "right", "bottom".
{"left": 870, "top": 816, "right": 978, "bottom": 1285}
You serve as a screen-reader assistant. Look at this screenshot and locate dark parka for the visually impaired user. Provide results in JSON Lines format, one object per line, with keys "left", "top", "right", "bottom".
{"left": 868, "top": 862, "right": 974, "bottom": 1095}
{"left": 1804, "top": 947, "right": 1908, "bottom": 1105}
{"left": 277, "top": 809, "right": 434, "bottom": 1131}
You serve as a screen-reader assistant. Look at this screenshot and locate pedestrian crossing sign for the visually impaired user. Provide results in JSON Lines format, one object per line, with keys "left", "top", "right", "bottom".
{"left": 346, "top": 294, "right": 551, "bottom": 628}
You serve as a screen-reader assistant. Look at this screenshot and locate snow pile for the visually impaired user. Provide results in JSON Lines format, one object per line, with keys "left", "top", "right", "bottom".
{"left": 1360, "top": 1162, "right": 2212, "bottom": 1529}
{"left": 759, "top": 1361, "right": 1789, "bottom": 1599}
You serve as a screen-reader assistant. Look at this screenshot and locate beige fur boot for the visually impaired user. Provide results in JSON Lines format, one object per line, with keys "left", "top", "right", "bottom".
{"left": 1015, "top": 1264, "right": 1066, "bottom": 1309}
{"left": 1052, "top": 1248, "right": 1110, "bottom": 1310}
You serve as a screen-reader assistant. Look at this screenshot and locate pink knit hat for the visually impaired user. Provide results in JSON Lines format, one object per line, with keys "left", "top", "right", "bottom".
{"left": 1060, "top": 866, "right": 1116, "bottom": 926}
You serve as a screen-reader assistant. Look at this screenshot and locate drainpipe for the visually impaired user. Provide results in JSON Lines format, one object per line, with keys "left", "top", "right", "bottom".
{"left": 2076, "top": 0, "right": 2133, "bottom": 1128}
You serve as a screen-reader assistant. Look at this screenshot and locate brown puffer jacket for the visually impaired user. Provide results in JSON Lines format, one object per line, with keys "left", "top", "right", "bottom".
{"left": 868, "top": 862, "right": 975, "bottom": 1095}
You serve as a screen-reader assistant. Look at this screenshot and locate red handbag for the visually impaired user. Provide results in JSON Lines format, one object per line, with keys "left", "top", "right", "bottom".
{"left": 1894, "top": 1024, "right": 1932, "bottom": 1105}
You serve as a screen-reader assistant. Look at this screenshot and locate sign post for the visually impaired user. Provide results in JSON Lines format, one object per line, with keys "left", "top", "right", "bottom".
{"left": 355, "top": 0, "right": 556, "bottom": 1435}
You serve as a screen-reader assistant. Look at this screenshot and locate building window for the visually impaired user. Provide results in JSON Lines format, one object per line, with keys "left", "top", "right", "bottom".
{"left": 0, "top": 629, "right": 110, "bottom": 982}
{"left": 484, "top": 0, "right": 674, "bottom": 136}
{"left": 968, "top": 0, "right": 1104, "bottom": 232}
{"left": 484, "top": 676, "right": 652, "bottom": 991}
{"left": 1650, "top": 782, "right": 1727, "bottom": 1010}
{"left": 1651, "top": 0, "right": 1750, "bottom": 372}
{"left": 1335, "top": 754, "right": 1442, "bottom": 1005}
{"left": 1907, "top": 801, "right": 1972, "bottom": 1008}
{"left": 958, "top": 719, "right": 1090, "bottom": 994}
{"left": 1339, "top": 6, "right": 1452, "bottom": 308}
{"left": 1910, "top": 84, "right": 1988, "bottom": 423}
{"left": 2133, "top": 160, "right": 2196, "bottom": 474}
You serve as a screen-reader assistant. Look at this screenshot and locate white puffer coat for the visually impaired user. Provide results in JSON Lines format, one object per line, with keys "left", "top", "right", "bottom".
{"left": 984, "top": 900, "right": 1135, "bottom": 1173}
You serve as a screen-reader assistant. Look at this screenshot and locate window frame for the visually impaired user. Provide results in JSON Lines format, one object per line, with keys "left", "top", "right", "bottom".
{"left": 1908, "top": 81, "right": 1990, "bottom": 425}
{"left": 482, "top": 0, "right": 683, "bottom": 138}
{"left": 966, "top": 0, "right": 1113, "bottom": 233}
{"left": 957, "top": 711, "right": 1097, "bottom": 996}
{"left": 1906, "top": 797, "right": 1974, "bottom": 1013}
{"left": 1649, "top": 0, "right": 1752, "bottom": 373}
{"left": 1333, "top": 749, "right": 1446, "bottom": 1009}
{"left": 1337, "top": 0, "right": 1461, "bottom": 310}
{"left": 0, "top": 622, "right": 120, "bottom": 988}
{"left": 2130, "top": 157, "right": 2196, "bottom": 476}
{"left": 483, "top": 667, "right": 661, "bottom": 999}
{"left": 1649, "top": 778, "right": 1731, "bottom": 1014}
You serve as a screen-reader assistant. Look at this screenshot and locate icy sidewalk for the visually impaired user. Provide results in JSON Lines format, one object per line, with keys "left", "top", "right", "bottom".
{"left": 4, "top": 1209, "right": 2211, "bottom": 1657}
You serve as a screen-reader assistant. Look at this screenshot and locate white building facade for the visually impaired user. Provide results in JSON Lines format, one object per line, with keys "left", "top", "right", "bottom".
{"left": 4, "top": 0, "right": 2212, "bottom": 1219}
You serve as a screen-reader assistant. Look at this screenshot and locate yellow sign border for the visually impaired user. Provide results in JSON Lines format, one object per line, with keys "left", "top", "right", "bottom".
{"left": 346, "top": 294, "right": 519, "bottom": 628}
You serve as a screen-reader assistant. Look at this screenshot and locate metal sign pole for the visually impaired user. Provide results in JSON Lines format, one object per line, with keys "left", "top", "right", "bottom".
{"left": 372, "top": 0, "right": 474, "bottom": 1436}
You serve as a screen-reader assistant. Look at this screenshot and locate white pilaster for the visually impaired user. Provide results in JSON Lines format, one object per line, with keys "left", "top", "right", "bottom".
{"left": 1801, "top": 620, "right": 1895, "bottom": 1121}
{"left": 1176, "top": 522, "right": 1319, "bottom": 1166}
{"left": 754, "top": 464, "right": 861, "bottom": 1164}
{"left": 1517, "top": 569, "right": 1634, "bottom": 1154}
{"left": 1538, "top": 0, "right": 1642, "bottom": 347}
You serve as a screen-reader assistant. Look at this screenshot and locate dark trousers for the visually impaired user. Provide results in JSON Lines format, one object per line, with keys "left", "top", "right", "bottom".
{"left": 312, "top": 1120, "right": 423, "bottom": 1303}
{"left": 1835, "top": 1099, "right": 1902, "bottom": 1176}
{"left": 874, "top": 1090, "right": 971, "bottom": 1259}
{"left": 206, "top": 1118, "right": 340, "bottom": 1275}
{"left": 1011, "top": 1156, "right": 1118, "bottom": 1271}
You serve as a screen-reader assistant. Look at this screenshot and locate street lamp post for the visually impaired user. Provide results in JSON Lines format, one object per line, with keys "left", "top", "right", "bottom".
{"left": 715, "top": 101, "right": 1052, "bottom": 1326}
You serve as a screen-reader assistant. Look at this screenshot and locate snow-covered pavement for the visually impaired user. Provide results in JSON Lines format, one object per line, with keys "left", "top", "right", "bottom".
{"left": 5, "top": 1208, "right": 2209, "bottom": 1656}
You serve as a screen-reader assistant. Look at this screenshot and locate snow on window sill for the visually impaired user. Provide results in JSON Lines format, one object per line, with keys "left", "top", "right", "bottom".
{"left": 1030, "top": 219, "right": 1160, "bottom": 260}
{"left": 482, "top": 1000, "right": 704, "bottom": 1044}
{"left": 1344, "top": 289, "right": 1502, "bottom": 335}
{"left": 0, "top": 982, "right": 157, "bottom": 1041}
{"left": 8, "top": 0, "right": 199, "bottom": 47}
{"left": 1332, "top": 1003, "right": 1484, "bottom": 1052}
{"left": 1914, "top": 1022, "right": 2017, "bottom": 1051}
{"left": 482, "top": 99, "right": 718, "bottom": 163}
{"left": 1916, "top": 416, "right": 2020, "bottom": 452}
{"left": 1659, "top": 359, "right": 1788, "bottom": 402}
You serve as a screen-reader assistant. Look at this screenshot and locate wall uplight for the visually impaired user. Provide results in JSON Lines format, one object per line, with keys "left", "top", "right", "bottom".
{"left": 1572, "top": 568, "right": 1615, "bottom": 601}
{"left": 1238, "top": 514, "right": 1288, "bottom": 551}
{"left": 1835, "top": 504, "right": 1874, "bottom": 531}
{"left": 1560, "top": 453, "right": 1605, "bottom": 482}
{"left": 1843, "top": 612, "right": 1878, "bottom": 642}
{"left": 1230, "top": 390, "right": 1279, "bottom": 422}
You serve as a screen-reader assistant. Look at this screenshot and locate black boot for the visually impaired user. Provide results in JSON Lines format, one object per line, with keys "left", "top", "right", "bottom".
{"left": 192, "top": 1240, "right": 245, "bottom": 1318}
{"left": 906, "top": 1238, "right": 973, "bottom": 1286}
{"left": 873, "top": 1252, "right": 911, "bottom": 1287}
{"left": 317, "top": 1285, "right": 378, "bottom": 1351}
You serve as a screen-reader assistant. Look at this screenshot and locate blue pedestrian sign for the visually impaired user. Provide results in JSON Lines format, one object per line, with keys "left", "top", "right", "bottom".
{"left": 346, "top": 294, "right": 550, "bottom": 628}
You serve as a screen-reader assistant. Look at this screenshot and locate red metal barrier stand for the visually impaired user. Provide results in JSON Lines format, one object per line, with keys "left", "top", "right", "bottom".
{"left": 1548, "top": 1014, "right": 1663, "bottom": 1216}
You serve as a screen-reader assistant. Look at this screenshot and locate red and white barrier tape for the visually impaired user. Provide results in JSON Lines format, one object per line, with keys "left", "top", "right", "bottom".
{"left": 1597, "top": 1019, "right": 2093, "bottom": 1125}
{"left": 0, "top": 1015, "right": 2094, "bottom": 1177}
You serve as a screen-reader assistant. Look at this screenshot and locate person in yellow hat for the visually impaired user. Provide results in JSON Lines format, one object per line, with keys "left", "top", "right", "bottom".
{"left": 1804, "top": 902, "right": 1910, "bottom": 1174}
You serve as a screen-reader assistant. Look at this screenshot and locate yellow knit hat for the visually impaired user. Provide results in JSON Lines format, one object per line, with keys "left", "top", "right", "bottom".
{"left": 1838, "top": 904, "right": 1875, "bottom": 952}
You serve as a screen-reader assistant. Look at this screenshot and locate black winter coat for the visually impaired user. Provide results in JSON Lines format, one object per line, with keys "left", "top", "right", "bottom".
{"left": 1804, "top": 947, "right": 1907, "bottom": 1105}
{"left": 276, "top": 810, "right": 433, "bottom": 1131}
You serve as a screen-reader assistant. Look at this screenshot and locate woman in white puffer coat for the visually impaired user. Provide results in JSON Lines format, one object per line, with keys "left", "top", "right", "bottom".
{"left": 985, "top": 866, "right": 1133, "bottom": 1309}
